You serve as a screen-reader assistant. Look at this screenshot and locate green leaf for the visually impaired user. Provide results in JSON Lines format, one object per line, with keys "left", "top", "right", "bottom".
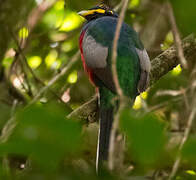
{"left": 182, "top": 137, "right": 196, "bottom": 168}
{"left": 120, "top": 109, "right": 166, "bottom": 167}
{"left": 0, "top": 104, "right": 82, "bottom": 170}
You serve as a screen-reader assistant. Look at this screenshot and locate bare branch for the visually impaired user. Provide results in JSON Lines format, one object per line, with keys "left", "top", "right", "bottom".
{"left": 114, "top": 1, "right": 124, "bottom": 12}
{"left": 150, "top": 34, "right": 196, "bottom": 86}
{"left": 166, "top": 1, "right": 188, "bottom": 69}
{"left": 67, "top": 96, "right": 98, "bottom": 123}
{"left": 168, "top": 99, "right": 196, "bottom": 180}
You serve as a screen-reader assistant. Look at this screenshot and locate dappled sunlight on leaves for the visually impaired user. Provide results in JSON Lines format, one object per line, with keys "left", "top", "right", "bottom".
{"left": 67, "top": 70, "right": 78, "bottom": 84}
{"left": 171, "top": 65, "right": 182, "bottom": 76}
{"left": 186, "top": 170, "right": 196, "bottom": 176}
{"left": 27, "top": 56, "right": 42, "bottom": 69}
{"left": 45, "top": 50, "right": 61, "bottom": 69}
{"left": 18, "top": 27, "right": 29, "bottom": 39}
{"left": 2, "top": 57, "right": 13, "bottom": 68}
{"left": 133, "top": 92, "right": 148, "bottom": 110}
{"left": 58, "top": 11, "right": 84, "bottom": 32}
{"left": 141, "top": 92, "right": 148, "bottom": 100}
{"left": 129, "top": 0, "right": 140, "bottom": 8}
{"left": 53, "top": 0, "right": 64, "bottom": 11}
{"left": 161, "top": 31, "right": 174, "bottom": 51}
{"left": 133, "top": 96, "right": 141, "bottom": 110}
{"left": 62, "top": 41, "right": 75, "bottom": 52}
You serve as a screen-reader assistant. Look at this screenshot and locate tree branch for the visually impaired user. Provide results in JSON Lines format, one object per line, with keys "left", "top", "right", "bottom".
{"left": 150, "top": 34, "right": 196, "bottom": 85}
{"left": 166, "top": 1, "right": 188, "bottom": 69}
{"left": 67, "top": 96, "right": 98, "bottom": 122}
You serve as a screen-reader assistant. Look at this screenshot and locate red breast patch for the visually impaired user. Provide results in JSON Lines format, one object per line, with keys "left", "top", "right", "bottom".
{"left": 79, "top": 30, "right": 96, "bottom": 85}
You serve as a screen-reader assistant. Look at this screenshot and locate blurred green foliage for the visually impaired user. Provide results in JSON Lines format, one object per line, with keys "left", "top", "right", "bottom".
{"left": 182, "top": 137, "right": 196, "bottom": 168}
{"left": 120, "top": 109, "right": 166, "bottom": 170}
{"left": 171, "top": 0, "right": 196, "bottom": 36}
{"left": 0, "top": 104, "right": 82, "bottom": 170}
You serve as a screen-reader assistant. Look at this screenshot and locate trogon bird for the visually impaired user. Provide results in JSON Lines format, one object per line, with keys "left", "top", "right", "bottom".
{"left": 78, "top": 4, "right": 151, "bottom": 169}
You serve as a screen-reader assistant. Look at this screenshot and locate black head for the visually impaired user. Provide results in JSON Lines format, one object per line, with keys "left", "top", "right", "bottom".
{"left": 78, "top": 4, "right": 118, "bottom": 21}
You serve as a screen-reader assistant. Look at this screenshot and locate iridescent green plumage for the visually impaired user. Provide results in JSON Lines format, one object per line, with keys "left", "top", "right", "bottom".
{"left": 85, "top": 17, "right": 142, "bottom": 99}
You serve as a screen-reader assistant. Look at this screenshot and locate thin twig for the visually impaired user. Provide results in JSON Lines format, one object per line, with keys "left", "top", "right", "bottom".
{"left": 108, "top": 0, "right": 130, "bottom": 170}
{"left": 10, "top": 31, "right": 33, "bottom": 96}
{"left": 0, "top": 117, "right": 17, "bottom": 143}
{"left": 156, "top": 90, "right": 183, "bottom": 97}
{"left": 28, "top": 51, "right": 80, "bottom": 105}
{"left": 181, "top": 87, "right": 190, "bottom": 110}
{"left": 111, "top": 0, "right": 128, "bottom": 97}
{"left": 67, "top": 95, "right": 98, "bottom": 122}
{"left": 166, "top": 1, "right": 188, "bottom": 69}
{"left": 11, "top": 100, "right": 18, "bottom": 117}
{"left": 12, "top": 32, "right": 68, "bottom": 104}
{"left": 148, "top": 97, "right": 182, "bottom": 112}
{"left": 114, "top": 1, "right": 124, "bottom": 12}
{"left": 168, "top": 100, "right": 196, "bottom": 179}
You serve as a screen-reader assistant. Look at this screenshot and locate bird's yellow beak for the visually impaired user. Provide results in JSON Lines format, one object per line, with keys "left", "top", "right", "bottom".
{"left": 77, "top": 9, "right": 105, "bottom": 17}
{"left": 77, "top": 10, "right": 90, "bottom": 17}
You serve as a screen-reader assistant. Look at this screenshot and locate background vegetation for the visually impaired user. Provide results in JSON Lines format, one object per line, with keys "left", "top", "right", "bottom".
{"left": 0, "top": 0, "right": 196, "bottom": 179}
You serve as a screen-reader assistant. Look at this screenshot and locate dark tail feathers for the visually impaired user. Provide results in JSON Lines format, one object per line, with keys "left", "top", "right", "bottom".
{"left": 96, "top": 107, "right": 113, "bottom": 171}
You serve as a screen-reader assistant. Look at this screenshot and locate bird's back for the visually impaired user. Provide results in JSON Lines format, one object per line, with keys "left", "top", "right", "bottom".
{"left": 82, "top": 16, "right": 142, "bottom": 98}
